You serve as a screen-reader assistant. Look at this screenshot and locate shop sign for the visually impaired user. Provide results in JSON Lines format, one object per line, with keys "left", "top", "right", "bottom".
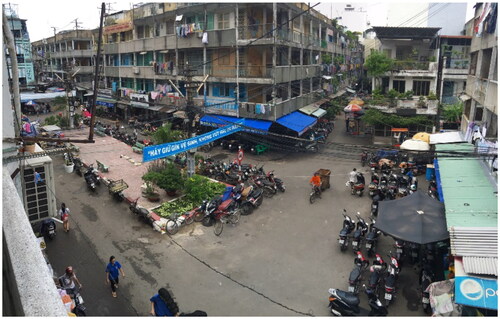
{"left": 455, "top": 276, "right": 498, "bottom": 310}
{"left": 104, "top": 22, "right": 133, "bottom": 34}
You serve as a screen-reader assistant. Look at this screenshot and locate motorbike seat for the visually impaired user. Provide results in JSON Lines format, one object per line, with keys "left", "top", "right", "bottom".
{"left": 366, "top": 231, "right": 377, "bottom": 240}
{"left": 385, "top": 274, "right": 396, "bottom": 287}
{"left": 369, "top": 271, "right": 380, "bottom": 286}
{"left": 349, "top": 267, "right": 361, "bottom": 282}
{"left": 352, "top": 229, "right": 362, "bottom": 239}
{"left": 339, "top": 228, "right": 350, "bottom": 237}
{"left": 218, "top": 199, "right": 234, "bottom": 211}
{"left": 250, "top": 188, "right": 263, "bottom": 198}
{"left": 335, "top": 290, "right": 360, "bottom": 306}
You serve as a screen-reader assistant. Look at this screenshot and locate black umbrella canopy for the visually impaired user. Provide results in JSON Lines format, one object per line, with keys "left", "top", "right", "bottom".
{"left": 377, "top": 191, "right": 449, "bottom": 244}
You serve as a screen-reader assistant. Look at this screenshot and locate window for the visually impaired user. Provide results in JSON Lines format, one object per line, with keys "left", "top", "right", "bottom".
{"left": 393, "top": 80, "right": 405, "bottom": 93}
{"left": 166, "top": 21, "right": 174, "bottom": 34}
{"left": 463, "top": 100, "right": 472, "bottom": 120}
{"left": 396, "top": 46, "right": 411, "bottom": 60}
{"left": 474, "top": 105, "right": 483, "bottom": 121}
{"left": 213, "top": 83, "right": 232, "bottom": 97}
{"left": 469, "top": 51, "right": 478, "bottom": 75}
{"left": 217, "top": 12, "right": 230, "bottom": 29}
{"left": 137, "top": 25, "right": 145, "bottom": 39}
{"left": 412, "top": 80, "right": 430, "bottom": 96}
{"left": 383, "top": 49, "right": 392, "bottom": 59}
{"left": 218, "top": 49, "right": 230, "bottom": 65}
{"left": 480, "top": 48, "right": 492, "bottom": 79}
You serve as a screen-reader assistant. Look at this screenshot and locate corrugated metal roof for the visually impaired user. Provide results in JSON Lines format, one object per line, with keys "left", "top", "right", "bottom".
{"left": 449, "top": 227, "right": 498, "bottom": 257}
{"left": 436, "top": 143, "right": 498, "bottom": 228}
{"left": 462, "top": 256, "right": 498, "bottom": 276}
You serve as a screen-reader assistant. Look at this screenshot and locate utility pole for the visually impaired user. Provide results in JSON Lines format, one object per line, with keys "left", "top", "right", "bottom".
{"left": 89, "top": 2, "right": 105, "bottom": 141}
{"left": 183, "top": 62, "right": 199, "bottom": 177}
{"left": 51, "top": 27, "right": 57, "bottom": 80}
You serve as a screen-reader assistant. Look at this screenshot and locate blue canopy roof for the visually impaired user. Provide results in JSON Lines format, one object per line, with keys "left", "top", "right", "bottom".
{"left": 276, "top": 111, "right": 317, "bottom": 136}
{"left": 200, "top": 115, "right": 272, "bottom": 134}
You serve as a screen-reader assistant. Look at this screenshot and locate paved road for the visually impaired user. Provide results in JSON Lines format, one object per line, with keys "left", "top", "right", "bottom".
{"left": 45, "top": 117, "right": 426, "bottom": 316}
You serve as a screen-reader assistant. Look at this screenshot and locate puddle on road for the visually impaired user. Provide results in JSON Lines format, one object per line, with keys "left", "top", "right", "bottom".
{"left": 80, "top": 203, "right": 99, "bottom": 222}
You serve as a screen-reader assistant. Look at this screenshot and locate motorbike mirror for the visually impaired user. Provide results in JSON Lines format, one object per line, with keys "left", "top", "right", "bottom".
{"left": 356, "top": 212, "right": 361, "bottom": 216}
{"left": 343, "top": 209, "right": 347, "bottom": 213}
{"left": 328, "top": 288, "right": 335, "bottom": 294}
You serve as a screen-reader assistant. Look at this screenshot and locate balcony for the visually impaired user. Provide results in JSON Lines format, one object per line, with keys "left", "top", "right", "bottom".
{"left": 365, "top": 98, "right": 439, "bottom": 115}
{"left": 390, "top": 61, "right": 438, "bottom": 77}
{"left": 238, "top": 24, "right": 273, "bottom": 41}
{"left": 275, "top": 65, "right": 320, "bottom": 83}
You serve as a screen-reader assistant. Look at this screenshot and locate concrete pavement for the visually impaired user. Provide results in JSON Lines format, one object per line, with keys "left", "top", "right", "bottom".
{"left": 43, "top": 116, "right": 427, "bottom": 316}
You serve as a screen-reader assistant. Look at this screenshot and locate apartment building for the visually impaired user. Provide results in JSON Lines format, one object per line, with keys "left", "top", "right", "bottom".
{"left": 31, "top": 29, "right": 96, "bottom": 88}
{"left": 3, "top": 4, "right": 35, "bottom": 87}
{"left": 100, "top": 2, "right": 363, "bottom": 133}
{"left": 438, "top": 35, "right": 472, "bottom": 104}
{"left": 462, "top": 2, "right": 498, "bottom": 140}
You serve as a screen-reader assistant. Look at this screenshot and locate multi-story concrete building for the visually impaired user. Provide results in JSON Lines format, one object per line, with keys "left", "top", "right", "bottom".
{"left": 99, "top": 2, "right": 363, "bottom": 131}
{"left": 3, "top": 4, "right": 35, "bottom": 87}
{"left": 438, "top": 35, "right": 472, "bottom": 104}
{"left": 461, "top": 2, "right": 498, "bottom": 140}
{"left": 370, "top": 26, "right": 441, "bottom": 102}
{"left": 31, "top": 29, "right": 96, "bottom": 88}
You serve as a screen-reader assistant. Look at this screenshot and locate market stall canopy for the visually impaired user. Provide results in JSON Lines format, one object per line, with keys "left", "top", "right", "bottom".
{"left": 400, "top": 139, "right": 430, "bottom": 151}
{"left": 276, "top": 111, "right": 317, "bottom": 136}
{"left": 377, "top": 191, "right": 449, "bottom": 244}
{"left": 430, "top": 131, "right": 465, "bottom": 144}
{"left": 299, "top": 104, "right": 319, "bottom": 115}
{"left": 343, "top": 104, "right": 363, "bottom": 112}
{"left": 311, "top": 108, "right": 327, "bottom": 118}
{"left": 412, "top": 132, "right": 430, "bottom": 143}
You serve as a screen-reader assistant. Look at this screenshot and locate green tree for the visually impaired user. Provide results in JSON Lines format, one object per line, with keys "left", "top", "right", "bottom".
{"left": 152, "top": 123, "right": 184, "bottom": 145}
{"left": 365, "top": 51, "right": 393, "bottom": 90}
{"left": 142, "top": 162, "right": 184, "bottom": 193}
{"left": 362, "top": 109, "right": 433, "bottom": 127}
{"left": 441, "top": 101, "right": 463, "bottom": 123}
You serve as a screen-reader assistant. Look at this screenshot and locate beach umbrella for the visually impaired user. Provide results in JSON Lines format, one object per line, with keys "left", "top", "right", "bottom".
{"left": 349, "top": 98, "right": 364, "bottom": 106}
{"left": 400, "top": 139, "right": 430, "bottom": 151}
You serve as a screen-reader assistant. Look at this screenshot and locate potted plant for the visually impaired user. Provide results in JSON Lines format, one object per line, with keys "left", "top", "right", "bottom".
{"left": 418, "top": 96, "right": 427, "bottom": 108}
{"left": 63, "top": 153, "right": 74, "bottom": 173}
{"left": 144, "top": 182, "right": 160, "bottom": 202}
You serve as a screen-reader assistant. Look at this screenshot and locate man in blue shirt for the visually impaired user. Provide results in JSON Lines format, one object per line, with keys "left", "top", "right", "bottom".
{"left": 105, "top": 256, "right": 125, "bottom": 297}
{"left": 150, "top": 288, "right": 179, "bottom": 316}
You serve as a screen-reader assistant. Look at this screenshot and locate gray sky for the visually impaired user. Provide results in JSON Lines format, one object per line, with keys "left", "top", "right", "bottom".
{"left": 7, "top": 1, "right": 477, "bottom": 42}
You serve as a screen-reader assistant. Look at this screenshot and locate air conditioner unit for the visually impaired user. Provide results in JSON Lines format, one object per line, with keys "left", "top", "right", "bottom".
{"left": 133, "top": 67, "right": 140, "bottom": 74}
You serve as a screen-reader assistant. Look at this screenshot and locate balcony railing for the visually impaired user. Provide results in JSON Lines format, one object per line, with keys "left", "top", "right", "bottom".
{"left": 238, "top": 24, "right": 273, "bottom": 40}
{"left": 392, "top": 60, "right": 430, "bottom": 71}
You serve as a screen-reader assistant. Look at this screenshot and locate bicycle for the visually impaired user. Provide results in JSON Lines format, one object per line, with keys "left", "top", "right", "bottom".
{"left": 309, "top": 185, "right": 322, "bottom": 204}
{"left": 165, "top": 210, "right": 200, "bottom": 235}
{"left": 213, "top": 208, "right": 241, "bottom": 236}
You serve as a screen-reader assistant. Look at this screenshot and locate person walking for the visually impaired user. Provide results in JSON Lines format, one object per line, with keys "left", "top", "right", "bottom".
{"left": 58, "top": 203, "right": 70, "bottom": 232}
{"left": 105, "top": 256, "right": 125, "bottom": 298}
{"left": 349, "top": 168, "right": 358, "bottom": 187}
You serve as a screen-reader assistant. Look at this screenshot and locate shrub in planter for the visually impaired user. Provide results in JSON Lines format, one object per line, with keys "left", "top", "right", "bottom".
{"left": 142, "top": 162, "right": 184, "bottom": 195}
{"left": 184, "top": 175, "right": 226, "bottom": 204}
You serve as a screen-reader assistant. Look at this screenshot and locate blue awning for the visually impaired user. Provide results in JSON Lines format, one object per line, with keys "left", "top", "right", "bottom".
{"left": 276, "top": 111, "right": 317, "bottom": 136}
{"left": 200, "top": 115, "right": 272, "bottom": 134}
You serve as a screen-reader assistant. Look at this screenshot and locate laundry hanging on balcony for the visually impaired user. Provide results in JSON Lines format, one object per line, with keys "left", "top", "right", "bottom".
{"left": 176, "top": 23, "right": 203, "bottom": 38}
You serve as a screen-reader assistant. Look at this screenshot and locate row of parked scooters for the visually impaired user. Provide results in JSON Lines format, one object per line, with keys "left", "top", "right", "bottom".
{"left": 333, "top": 209, "right": 439, "bottom": 316}
{"left": 200, "top": 160, "right": 286, "bottom": 197}
{"left": 65, "top": 153, "right": 102, "bottom": 192}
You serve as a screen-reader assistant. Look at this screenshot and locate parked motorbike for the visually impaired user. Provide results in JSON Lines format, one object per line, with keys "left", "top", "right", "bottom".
{"left": 83, "top": 169, "right": 97, "bottom": 192}
{"left": 129, "top": 198, "right": 155, "bottom": 226}
{"left": 348, "top": 251, "right": 370, "bottom": 294}
{"left": 339, "top": 210, "right": 356, "bottom": 252}
{"left": 365, "top": 217, "right": 380, "bottom": 256}
{"left": 368, "top": 262, "right": 386, "bottom": 296}
{"left": 86, "top": 165, "right": 101, "bottom": 186}
{"left": 428, "top": 180, "right": 438, "bottom": 199}
{"left": 420, "top": 264, "right": 434, "bottom": 314}
{"left": 58, "top": 277, "right": 86, "bottom": 316}
{"left": 40, "top": 218, "right": 57, "bottom": 240}
{"left": 233, "top": 183, "right": 264, "bottom": 215}
{"left": 328, "top": 284, "right": 388, "bottom": 316}
{"left": 347, "top": 173, "right": 365, "bottom": 197}
{"left": 370, "top": 194, "right": 382, "bottom": 218}
{"left": 73, "top": 157, "right": 83, "bottom": 177}
{"left": 266, "top": 170, "right": 286, "bottom": 192}
{"left": 384, "top": 253, "right": 401, "bottom": 307}
{"left": 351, "top": 213, "right": 369, "bottom": 253}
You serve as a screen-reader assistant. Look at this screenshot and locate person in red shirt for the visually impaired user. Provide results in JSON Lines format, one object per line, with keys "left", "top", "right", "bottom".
{"left": 309, "top": 172, "right": 322, "bottom": 197}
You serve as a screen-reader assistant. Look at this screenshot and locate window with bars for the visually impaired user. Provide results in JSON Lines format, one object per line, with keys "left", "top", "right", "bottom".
{"left": 412, "top": 80, "right": 430, "bottom": 96}
{"left": 480, "top": 48, "right": 492, "bottom": 79}
{"left": 393, "top": 80, "right": 405, "bottom": 93}
{"left": 469, "top": 51, "right": 478, "bottom": 75}
{"left": 217, "top": 12, "right": 230, "bottom": 30}
{"left": 23, "top": 167, "right": 49, "bottom": 222}
{"left": 218, "top": 49, "right": 230, "bottom": 65}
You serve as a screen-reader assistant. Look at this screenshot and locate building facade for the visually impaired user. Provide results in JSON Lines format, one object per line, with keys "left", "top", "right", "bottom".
{"left": 3, "top": 4, "right": 35, "bottom": 87}
{"left": 462, "top": 2, "right": 498, "bottom": 140}
{"left": 99, "top": 2, "right": 363, "bottom": 123}
{"left": 31, "top": 29, "right": 96, "bottom": 88}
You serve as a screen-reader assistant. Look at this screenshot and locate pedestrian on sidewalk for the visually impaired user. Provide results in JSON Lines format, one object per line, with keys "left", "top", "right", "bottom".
{"left": 105, "top": 255, "right": 125, "bottom": 298}
{"left": 150, "top": 288, "right": 179, "bottom": 316}
{"left": 58, "top": 203, "right": 70, "bottom": 232}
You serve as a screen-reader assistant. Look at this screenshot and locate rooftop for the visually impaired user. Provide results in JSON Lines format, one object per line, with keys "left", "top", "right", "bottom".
{"left": 371, "top": 26, "right": 441, "bottom": 39}
{"left": 436, "top": 143, "right": 498, "bottom": 228}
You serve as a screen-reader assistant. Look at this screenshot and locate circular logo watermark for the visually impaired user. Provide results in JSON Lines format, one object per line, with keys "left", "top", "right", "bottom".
{"left": 460, "top": 278, "right": 483, "bottom": 301}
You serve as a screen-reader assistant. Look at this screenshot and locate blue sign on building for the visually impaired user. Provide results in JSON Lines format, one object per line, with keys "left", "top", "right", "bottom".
{"left": 455, "top": 276, "right": 498, "bottom": 310}
{"left": 142, "top": 120, "right": 244, "bottom": 162}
